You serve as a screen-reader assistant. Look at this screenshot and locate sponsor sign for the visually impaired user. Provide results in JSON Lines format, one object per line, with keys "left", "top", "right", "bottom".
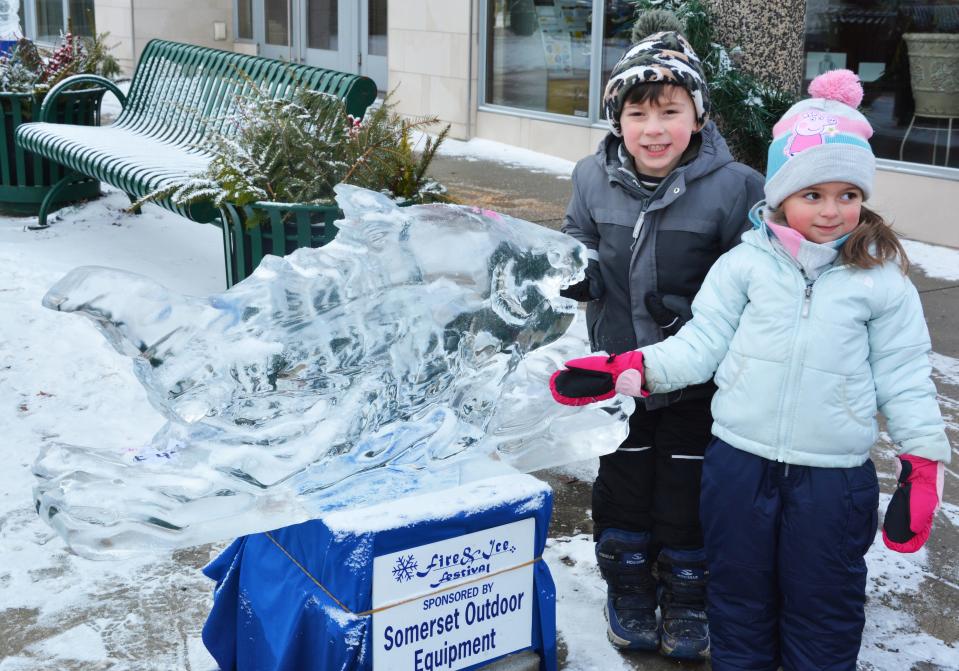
{"left": 372, "top": 518, "right": 535, "bottom": 670}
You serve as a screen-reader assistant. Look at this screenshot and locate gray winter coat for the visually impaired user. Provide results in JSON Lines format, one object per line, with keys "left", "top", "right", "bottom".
{"left": 563, "top": 122, "right": 765, "bottom": 409}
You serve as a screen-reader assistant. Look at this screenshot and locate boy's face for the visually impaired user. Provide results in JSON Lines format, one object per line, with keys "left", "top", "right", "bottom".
{"left": 780, "top": 182, "right": 863, "bottom": 244}
{"left": 619, "top": 86, "right": 702, "bottom": 178}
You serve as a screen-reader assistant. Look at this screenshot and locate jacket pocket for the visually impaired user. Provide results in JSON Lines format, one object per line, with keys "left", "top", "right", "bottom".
{"left": 714, "top": 351, "right": 748, "bottom": 391}
{"left": 840, "top": 372, "right": 878, "bottom": 427}
{"left": 841, "top": 461, "right": 880, "bottom": 568}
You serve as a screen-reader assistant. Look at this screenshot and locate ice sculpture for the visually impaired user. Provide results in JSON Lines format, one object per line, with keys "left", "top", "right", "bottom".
{"left": 34, "top": 186, "right": 632, "bottom": 558}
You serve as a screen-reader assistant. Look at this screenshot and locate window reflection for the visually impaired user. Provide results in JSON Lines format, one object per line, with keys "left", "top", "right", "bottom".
{"left": 485, "top": 0, "right": 593, "bottom": 118}
{"left": 804, "top": 1, "right": 959, "bottom": 169}
{"left": 308, "top": 0, "right": 337, "bottom": 51}
{"left": 368, "top": 0, "right": 387, "bottom": 57}
{"left": 35, "top": 0, "right": 64, "bottom": 43}
{"left": 601, "top": 0, "right": 634, "bottom": 119}
{"left": 265, "top": 0, "right": 289, "bottom": 46}
{"left": 237, "top": 0, "right": 253, "bottom": 40}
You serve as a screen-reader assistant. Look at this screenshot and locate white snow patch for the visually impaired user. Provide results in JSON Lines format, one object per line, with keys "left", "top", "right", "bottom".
{"left": 545, "top": 536, "right": 632, "bottom": 671}
{"left": 901, "top": 238, "right": 959, "bottom": 282}
{"left": 324, "top": 474, "right": 550, "bottom": 536}
{"left": 550, "top": 457, "right": 600, "bottom": 483}
{"left": 0, "top": 186, "right": 224, "bottom": 668}
{"left": 414, "top": 131, "right": 576, "bottom": 178}
{"left": 30, "top": 623, "right": 108, "bottom": 663}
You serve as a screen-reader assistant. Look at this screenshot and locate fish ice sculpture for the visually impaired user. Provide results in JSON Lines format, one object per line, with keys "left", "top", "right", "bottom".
{"left": 34, "top": 185, "right": 632, "bottom": 558}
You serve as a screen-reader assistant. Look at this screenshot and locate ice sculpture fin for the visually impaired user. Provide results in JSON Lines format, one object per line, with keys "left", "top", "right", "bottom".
{"left": 334, "top": 183, "right": 400, "bottom": 217}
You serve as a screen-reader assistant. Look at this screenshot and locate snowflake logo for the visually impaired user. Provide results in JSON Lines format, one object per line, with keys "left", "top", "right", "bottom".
{"left": 392, "top": 554, "right": 418, "bottom": 583}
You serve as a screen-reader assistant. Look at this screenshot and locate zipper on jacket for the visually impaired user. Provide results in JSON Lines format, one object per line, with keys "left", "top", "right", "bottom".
{"left": 630, "top": 209, "right": 647, "bottom": 251}
{"left": 802, "top": 284, "right": 813, "bottom": 318}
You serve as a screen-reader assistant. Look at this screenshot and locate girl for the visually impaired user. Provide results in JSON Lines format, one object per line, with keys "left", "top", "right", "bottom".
{"left": 550, "top": 69, "right": 950, "bottom": 670}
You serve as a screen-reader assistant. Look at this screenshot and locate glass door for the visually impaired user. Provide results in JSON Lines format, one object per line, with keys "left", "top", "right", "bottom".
{"left": 250, "top": 0, "right": 387, "bottom": 87}
{"left": 302, "top": 0, "right": 350, "bottom": 71}
{"left": 260, "top": 0, "right": 293, "bottom": 60}
{"left": 360, "top": 0, "right": 387, "bottom": 90}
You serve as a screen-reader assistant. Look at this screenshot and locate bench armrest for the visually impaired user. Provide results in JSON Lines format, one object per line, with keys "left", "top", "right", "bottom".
{"left": 39, "top": 75, "right": 128, "bottom": 123}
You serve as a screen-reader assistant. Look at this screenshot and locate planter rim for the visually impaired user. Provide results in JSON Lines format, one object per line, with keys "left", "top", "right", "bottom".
{"left": 244, "top": 200, "right": 339, "bottom": 212}
{"left": 0, "top": 87, "right": 108, "bottom": 101}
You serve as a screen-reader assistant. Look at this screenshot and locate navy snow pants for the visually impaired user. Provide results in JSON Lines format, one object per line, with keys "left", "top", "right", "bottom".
{"left": 700, "top": 438, "right": 879, "bottom": 671}
{"left": 592, "top": 397, "right": 713, "bottom": 549}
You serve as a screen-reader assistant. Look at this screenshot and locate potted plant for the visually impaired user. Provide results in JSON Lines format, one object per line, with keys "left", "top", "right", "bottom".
{"left": 0, "top": 32, "right": 119, "bottom": 215}
{"left": 902, "top": 32, "right": 959, "bottom": 118}
{"left": 138, "top": 85, "right": 450, "bottom": 286}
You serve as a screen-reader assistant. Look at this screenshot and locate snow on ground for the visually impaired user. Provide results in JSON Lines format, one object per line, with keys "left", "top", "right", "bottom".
{"left": 0, "top": 189, "right": 225, "bottom": 670}
{"left": 415, "top": 131, "right": 577, "bottom": 178}
{"left": 902, "top": 239, "right": 959, "bottom": 282}
{"left": 1, "top": 141, "right": 958, "bottom": 668}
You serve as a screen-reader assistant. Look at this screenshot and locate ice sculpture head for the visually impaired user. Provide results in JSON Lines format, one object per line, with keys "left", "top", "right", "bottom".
{"left": 34, "top": 186, "right": 627, "bottom": 558}
{"left": 329, "top": 185, "right": 583, "bottom": 352}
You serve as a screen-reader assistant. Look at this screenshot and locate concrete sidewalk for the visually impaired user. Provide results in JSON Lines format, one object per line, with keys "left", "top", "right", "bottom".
{"left": 428, "top": 153, "right": 959, "bottom": 671}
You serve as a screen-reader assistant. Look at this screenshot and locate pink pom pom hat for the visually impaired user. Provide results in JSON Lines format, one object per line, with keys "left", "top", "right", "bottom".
{"left": 763, "top": 69, "right": 875, "bottom": 209}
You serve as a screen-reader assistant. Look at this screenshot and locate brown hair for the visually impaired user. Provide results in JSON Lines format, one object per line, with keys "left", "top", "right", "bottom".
{"left": 840, "top": 206, "right": 909, "bottom": 273}
{"left": 625, "top": 81, "right": 690, "bottom": 108}
{"left": 766, "top": 204, "right": 909, "bottom": 273}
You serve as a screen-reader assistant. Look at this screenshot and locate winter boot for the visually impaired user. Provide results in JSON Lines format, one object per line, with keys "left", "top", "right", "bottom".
{"left": 595, "top": 529, "right": 659, "bottom": 651}
{"left": 657, "top": 547, "right": 710, "bottom": 660}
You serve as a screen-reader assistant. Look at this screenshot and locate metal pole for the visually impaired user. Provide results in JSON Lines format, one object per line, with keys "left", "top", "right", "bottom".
{"left": 466, "top": 0, "right": 474, "bottom": 140}
{"left": 130, "top": 0, "right": 137, "bottom": 71}
{"left": 287, "top": 0, "right": 293, "bottom": 62}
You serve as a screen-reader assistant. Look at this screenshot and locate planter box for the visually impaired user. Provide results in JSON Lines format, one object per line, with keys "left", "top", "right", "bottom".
{"left": 219, "top": 201, "right": 343, "bottom": 288}
{"left": 903, "top": 33, "right": 959, "bottom": 117}
{"left": 0, "top": 89, "right": 103, "bottom": 215}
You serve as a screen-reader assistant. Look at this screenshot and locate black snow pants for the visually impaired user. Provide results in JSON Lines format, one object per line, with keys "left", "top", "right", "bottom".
{"left": 591, "top": 396, "right": 712, "bottom": 550}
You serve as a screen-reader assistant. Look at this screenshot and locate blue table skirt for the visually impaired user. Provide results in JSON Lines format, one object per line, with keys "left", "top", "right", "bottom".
{"left": 202, "top": 475, "right": 557, "bottom": 671}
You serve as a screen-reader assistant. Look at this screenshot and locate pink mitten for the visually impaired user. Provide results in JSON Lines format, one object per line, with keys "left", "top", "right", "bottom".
{"left": 882, "top": 455, "right": 944, "bottom": 553}
{"left": 549, "top": 351, "right": 648, "bottom": 406}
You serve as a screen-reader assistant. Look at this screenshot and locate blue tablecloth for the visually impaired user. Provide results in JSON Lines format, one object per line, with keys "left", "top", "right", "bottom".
{"left": 202, "top": 475, "right": 557, "bottom": 671}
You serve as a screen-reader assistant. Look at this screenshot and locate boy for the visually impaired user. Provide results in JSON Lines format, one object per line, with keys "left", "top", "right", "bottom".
{"left": 560, "top": 28, "right": 764, "bottom": 660}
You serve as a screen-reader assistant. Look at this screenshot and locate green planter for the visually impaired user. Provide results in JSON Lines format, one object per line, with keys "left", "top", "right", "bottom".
{"left": 220, "top": 201, "right": 343, "bottom": 288}
{"left": 0, "top": 88, "right": 104, "bottom": 215}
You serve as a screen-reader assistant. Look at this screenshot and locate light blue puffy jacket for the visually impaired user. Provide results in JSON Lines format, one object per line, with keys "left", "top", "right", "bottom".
{"left": 640, "top": 220, "right": 951, "bottom": 468}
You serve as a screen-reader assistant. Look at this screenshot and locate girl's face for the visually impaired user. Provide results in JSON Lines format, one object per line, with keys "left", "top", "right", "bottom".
{"left": 781, "top": 182, "right": 863, "bottom": 244}
{"left": 620, "top": 87, "right": 702, "bottom": 178}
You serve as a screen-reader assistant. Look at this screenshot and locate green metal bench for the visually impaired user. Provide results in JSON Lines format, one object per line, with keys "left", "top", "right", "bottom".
{"left": 15, "top": 39, "right": 377, "bottom": 229}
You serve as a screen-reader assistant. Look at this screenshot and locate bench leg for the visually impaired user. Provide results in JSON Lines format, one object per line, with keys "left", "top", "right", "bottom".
{"left": 127, "top": 193, "right": 143, "bottom": 215}
{"left": 30, "top": 172, "right": 84, "bottom": 230}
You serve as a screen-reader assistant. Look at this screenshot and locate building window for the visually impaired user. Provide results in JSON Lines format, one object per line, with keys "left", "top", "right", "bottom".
{"left": 265, "top": 0, "right": 289, "bottom": 46}
{"left": 601, "top": 0, "right": 635, "bottom": 120}
{"left": 307, "top": 0, "right": 337, "bottom": 50}
{"left": 368, "top": 0, "right": 387, "bottom": 57}
{"left": 804, "top": 1, "right": 959, "bottom": 171}
{"left": 485, "top": 0, "right": 594, "bottom": 118}
{"left": 237, "top": 0, "right": 253, "bottom": 40}
{"left": 24, "top": 0, "right": 95, "bottom": 43}
{"left": 34, "top": 0, "right": 64, "bottom": 43}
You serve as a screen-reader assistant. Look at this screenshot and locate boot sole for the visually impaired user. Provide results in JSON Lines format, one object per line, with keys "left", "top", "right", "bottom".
{"left": 660, "top": 635, "right": 710, "bottom": 661}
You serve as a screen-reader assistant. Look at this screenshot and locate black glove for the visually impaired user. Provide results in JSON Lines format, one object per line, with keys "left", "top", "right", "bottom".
{"left": 644, "top": 292, "right": 692, "bottom": 337}
{"left": 561, "top": 259, "right": 604, "bottom": 302}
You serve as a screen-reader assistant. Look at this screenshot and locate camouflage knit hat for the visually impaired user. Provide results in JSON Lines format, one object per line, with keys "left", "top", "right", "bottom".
{"left": 603, "top": 31, "right": 709, "bottom": 137}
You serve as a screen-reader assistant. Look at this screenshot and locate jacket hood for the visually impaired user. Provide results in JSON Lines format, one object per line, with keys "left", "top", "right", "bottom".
{"left": 598, "top": 120, "right": 735, "bottom": 188}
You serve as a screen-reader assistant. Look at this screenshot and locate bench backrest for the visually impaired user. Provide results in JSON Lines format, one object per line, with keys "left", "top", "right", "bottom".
{"left": 115, "top": 39, "right": 377, "bottom": 149}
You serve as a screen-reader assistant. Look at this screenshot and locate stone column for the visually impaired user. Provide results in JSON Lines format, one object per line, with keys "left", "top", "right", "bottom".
{"left": 703, "top": 0, "right": 806, "bottom": 95}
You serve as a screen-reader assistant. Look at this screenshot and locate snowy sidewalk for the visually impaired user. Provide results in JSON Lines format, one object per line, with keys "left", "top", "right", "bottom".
{"left": 0, "top": 138, "right": 957, "bottom": 670}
